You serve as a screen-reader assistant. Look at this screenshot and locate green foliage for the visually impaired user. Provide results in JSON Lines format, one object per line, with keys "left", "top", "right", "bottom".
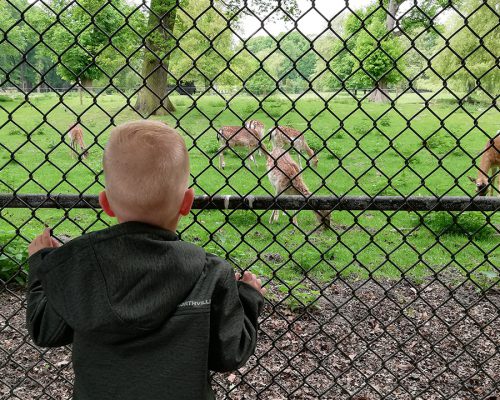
{"left": 347, "top": 12, "right": 405, "bottom": 88}
{"left": 0, "top": 233, "right": 28, "bottom": 286}
{"left": 171, "top": 0, "right": 235, "bottom": 86}
{"left": 0, "top": 95, "right": 13, "bottom": 102}
{"left": 246, "top": 71, "right": 277, "bottom": 96}
{"left": 313, "top": 35, "right": 354, "bottom": 91}
{"left": 432, "top": 0, "right": 499, "bottom": 98}
{"left": 45, "top": 0, "right": 145, "bottom": 85}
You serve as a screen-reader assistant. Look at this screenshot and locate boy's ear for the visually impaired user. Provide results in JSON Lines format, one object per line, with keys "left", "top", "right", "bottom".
{"left": 179, "top": 188, "right": 195, "bottom": 216}
{"left": 99, "top": 191, "right": 116, "bottom": 217}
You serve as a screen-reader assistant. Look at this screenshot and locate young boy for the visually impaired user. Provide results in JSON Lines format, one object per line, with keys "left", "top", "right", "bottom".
{"left": 26, "top": 120, "right": 265, "bottom": 400}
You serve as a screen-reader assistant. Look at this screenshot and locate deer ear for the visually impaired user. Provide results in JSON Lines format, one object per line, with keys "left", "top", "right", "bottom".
{"left": 467, "top": 176, "right": 476, "bottom": 183}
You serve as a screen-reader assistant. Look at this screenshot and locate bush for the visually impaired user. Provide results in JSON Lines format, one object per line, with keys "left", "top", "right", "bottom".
{"left": 246, "top": 71, "right": 276, "bottom": 96}
{"left": 0, "top": 233, "right": 29, "bottom": 286}
{"left": 0, "top": 94, "right": 13, "bottom": 102}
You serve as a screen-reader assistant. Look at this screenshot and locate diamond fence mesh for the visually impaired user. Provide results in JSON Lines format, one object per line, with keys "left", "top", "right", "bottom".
{"left": 1, "top": 0, "right": 499, "bottom": 398}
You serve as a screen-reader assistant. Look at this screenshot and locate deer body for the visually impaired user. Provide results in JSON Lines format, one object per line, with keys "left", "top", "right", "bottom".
{"left": 270, "top": 126, "right": 318, "bottom": 170}
{"left": 217, "top": 126, "right": 261, "bottom": 170}
{"left": 68, "top": 124, "right": 89, "bottom": 158}
{"left": 265, "top": 147, "right": 330, "bottom": 228}
{"left": 469, "top": 134, "right": 500, "bottom": 196}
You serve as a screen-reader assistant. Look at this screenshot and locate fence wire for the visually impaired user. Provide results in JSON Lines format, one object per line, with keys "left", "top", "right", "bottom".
{"left": 1, "top": 0, "right": 499, "bottom": 399}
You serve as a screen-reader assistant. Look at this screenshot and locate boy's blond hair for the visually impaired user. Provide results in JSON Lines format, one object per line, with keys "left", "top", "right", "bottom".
{"left": 103, "top": 120, "right": 189, "bottom": 226}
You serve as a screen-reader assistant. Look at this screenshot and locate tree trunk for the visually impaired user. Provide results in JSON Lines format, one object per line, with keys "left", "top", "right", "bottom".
{"left": 79, "top": 78, "right": 93, "bottom": 105}
{"left": 369, "top": 79, "right": 390, "bottom": 102}
{"left": 134, "top": 0, "right": 177, "bottom": 116}
{"left": 386, "top": 0, "right": 403, "bottom": 32}
{"left": 367, "top": 0, "right": 404, "bottom": 103}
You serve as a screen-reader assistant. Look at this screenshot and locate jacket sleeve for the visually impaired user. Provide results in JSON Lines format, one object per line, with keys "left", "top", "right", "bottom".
{"left": 26, "top": 249, "right": 73, "bottom": 347}
{"left": 208, "top": 259, "right": 264, "bottom": 372}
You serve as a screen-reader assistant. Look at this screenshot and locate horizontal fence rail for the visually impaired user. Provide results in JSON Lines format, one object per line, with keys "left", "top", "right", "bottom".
{"left": 1, "top": 194, "right": 500, "bottom": 211}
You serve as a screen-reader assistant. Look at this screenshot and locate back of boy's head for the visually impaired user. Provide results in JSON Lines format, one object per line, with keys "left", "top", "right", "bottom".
{"left": 103, "top": 120, "right": 190, "bottom": 226}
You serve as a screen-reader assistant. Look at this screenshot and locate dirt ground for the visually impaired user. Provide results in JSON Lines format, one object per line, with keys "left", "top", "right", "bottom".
{"left": 1, "top": 276, "right": 498, "bottom": 400}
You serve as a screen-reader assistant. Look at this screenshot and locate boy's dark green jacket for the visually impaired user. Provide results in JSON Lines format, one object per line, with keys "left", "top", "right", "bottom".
{"left": 26, "top": 221, "right": 264, "bottom": 400}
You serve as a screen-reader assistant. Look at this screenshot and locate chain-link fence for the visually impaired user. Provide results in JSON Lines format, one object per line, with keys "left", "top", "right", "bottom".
{"left": 1, "top": 0, "right": 499, "bottom": 398}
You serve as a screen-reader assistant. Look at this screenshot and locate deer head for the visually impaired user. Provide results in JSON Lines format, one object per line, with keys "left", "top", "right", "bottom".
{"left": 468, "top": 176, "right": 488, "bottom": 196}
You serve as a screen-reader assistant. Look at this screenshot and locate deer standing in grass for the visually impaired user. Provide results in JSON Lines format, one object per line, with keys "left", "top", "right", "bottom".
{"left": 468, "top": 133, "right": 500, "bottom": 196}
{"left": 217, "top": 126, "right": 261, "bottom": 170}
{"left": 264, "top": 144, "right": 330, "bottom": 229}
{"left": 68, "top": 123, "right": 89, "bottom": 159}
{"left": 270, "top": 126, "right": 318, "bottom": 170}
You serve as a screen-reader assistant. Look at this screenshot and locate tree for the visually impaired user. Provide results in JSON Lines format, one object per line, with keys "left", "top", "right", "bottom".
{"left": 133, "top": 0, "right": 177, "bottom": 115}
{"left": 45, "top": 0, "right": 142, "bottom": 88}
{"left": 312, "top": 32, "right": 354, "bottom": 91}
{"left": 133, "top": 0, "right": 300, "bottom": 115}
{"left": 0, "top": 0, "right": 51, "bottom": 90}
{"left": 169, "top": 0, "right": 235, "bottom": 90}
{"left": 342, "top": 0, "right": 454, "bottom": 102}
{"left": 432, "top": 0, "right": 499, "bottom": 99}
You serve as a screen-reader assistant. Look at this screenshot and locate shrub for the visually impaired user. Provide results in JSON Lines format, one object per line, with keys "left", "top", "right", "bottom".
{"left": 0, "top": 95, "right": 13, "bottom": 102}
{"left": 0, "top": 233, "right": 29, "bottom": 286}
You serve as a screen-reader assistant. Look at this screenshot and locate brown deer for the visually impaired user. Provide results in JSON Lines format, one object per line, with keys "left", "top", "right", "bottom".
{"left": 468, "top": 133, "right": 500, "bottom": 196}
{"left": 245, "top": 119, "right": 265, "bottom": 156}
{"left": 68, "top": 123, "right": 89, "bottom": 159}
{"left": 217, "top": 126, "right": 261, "bottom": 170}
{"left": 245, "top": 120, "right": 265, "bottom": 140}
{"left": 270, "top": 126, "right": 318, "bottom": 170}
{"left": 264, "top": 145, "right": 330, "bottom": 228}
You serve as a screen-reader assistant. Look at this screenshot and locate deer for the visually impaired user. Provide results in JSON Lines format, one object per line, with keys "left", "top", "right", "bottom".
{"left": 264, "top": 144, "right": 330, "bottom": 229}
{"left": 245, "top": 120, "right": 265, "bottom": 140}
{"left": 217, "top": 126, "right": 262, "bottom": 170}
{"left": 270, "top": 126, "right": 318, "bottom": 170}
{"left": 245, "top": 119, "right": 265, "bottom": 156}
{"left": 468, "top": 133, "right": 500, "bottom": 196}
{"left": 68, "top": 123, "right": 89, "bottom": 159}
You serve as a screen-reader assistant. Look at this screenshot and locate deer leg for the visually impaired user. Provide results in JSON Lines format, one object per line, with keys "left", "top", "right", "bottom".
{"left": 270, "top": 187, "right": 281, "bottom": 224}
{"left": 218, "top": 145, "right": 226, "bottom": 169}
{"left": 251, "top": 153, "right": 257, "bottom": 168}
{"left": 497, "top": 169, "right": 500, "bottom": 197}
{"left": 70, "top": 139, "right": 77, "bottom": 158}
{"left": 492, "top": 167, "right": 499, "bottom": 196}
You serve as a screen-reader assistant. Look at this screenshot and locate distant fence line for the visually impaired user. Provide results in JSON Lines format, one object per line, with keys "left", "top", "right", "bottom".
{"left": 0, "top": 85, "right": 430, "bottom": 97}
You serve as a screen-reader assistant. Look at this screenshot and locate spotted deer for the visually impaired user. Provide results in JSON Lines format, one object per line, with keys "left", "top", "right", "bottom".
{"left": 245, "top": 120, "right": 265, "bottom": 140}
{"left": 264, "top": 145, "right": 330, "bottom": 228}
{"left": 217, "top": 126, "right": 262, "bottom": 170}
{"left": 468, "top": 133, "right": 500, "bottom": 196}
{"left": 68, "top": 123, "right": 89, "bottom": 159}
{"left": 270, "top": 126, "right": 318, "bottom": 170}
{"left": 245, "top": 119, "right": 265, "bottom": 156}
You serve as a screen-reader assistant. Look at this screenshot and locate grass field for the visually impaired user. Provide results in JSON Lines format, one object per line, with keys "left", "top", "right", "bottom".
{"left": 1, "top": 90, "right": 499, "bottom": 303}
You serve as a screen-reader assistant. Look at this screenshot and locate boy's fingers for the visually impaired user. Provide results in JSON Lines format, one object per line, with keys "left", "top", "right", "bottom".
{"left": 235, "top": 272, "right": 241, "bottom": 280}
{"left": 41, "top": 228, "right": 52, "bottom": 246}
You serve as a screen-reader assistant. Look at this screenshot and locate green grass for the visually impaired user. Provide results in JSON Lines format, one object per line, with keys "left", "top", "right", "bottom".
{"left": 1, "top": 90, "right": 499, "bottom": 299}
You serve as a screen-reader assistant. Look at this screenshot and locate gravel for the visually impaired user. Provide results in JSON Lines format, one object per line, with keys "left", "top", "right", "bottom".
{"left": 1, "top": 277, "right": 498, "bottom": 400}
